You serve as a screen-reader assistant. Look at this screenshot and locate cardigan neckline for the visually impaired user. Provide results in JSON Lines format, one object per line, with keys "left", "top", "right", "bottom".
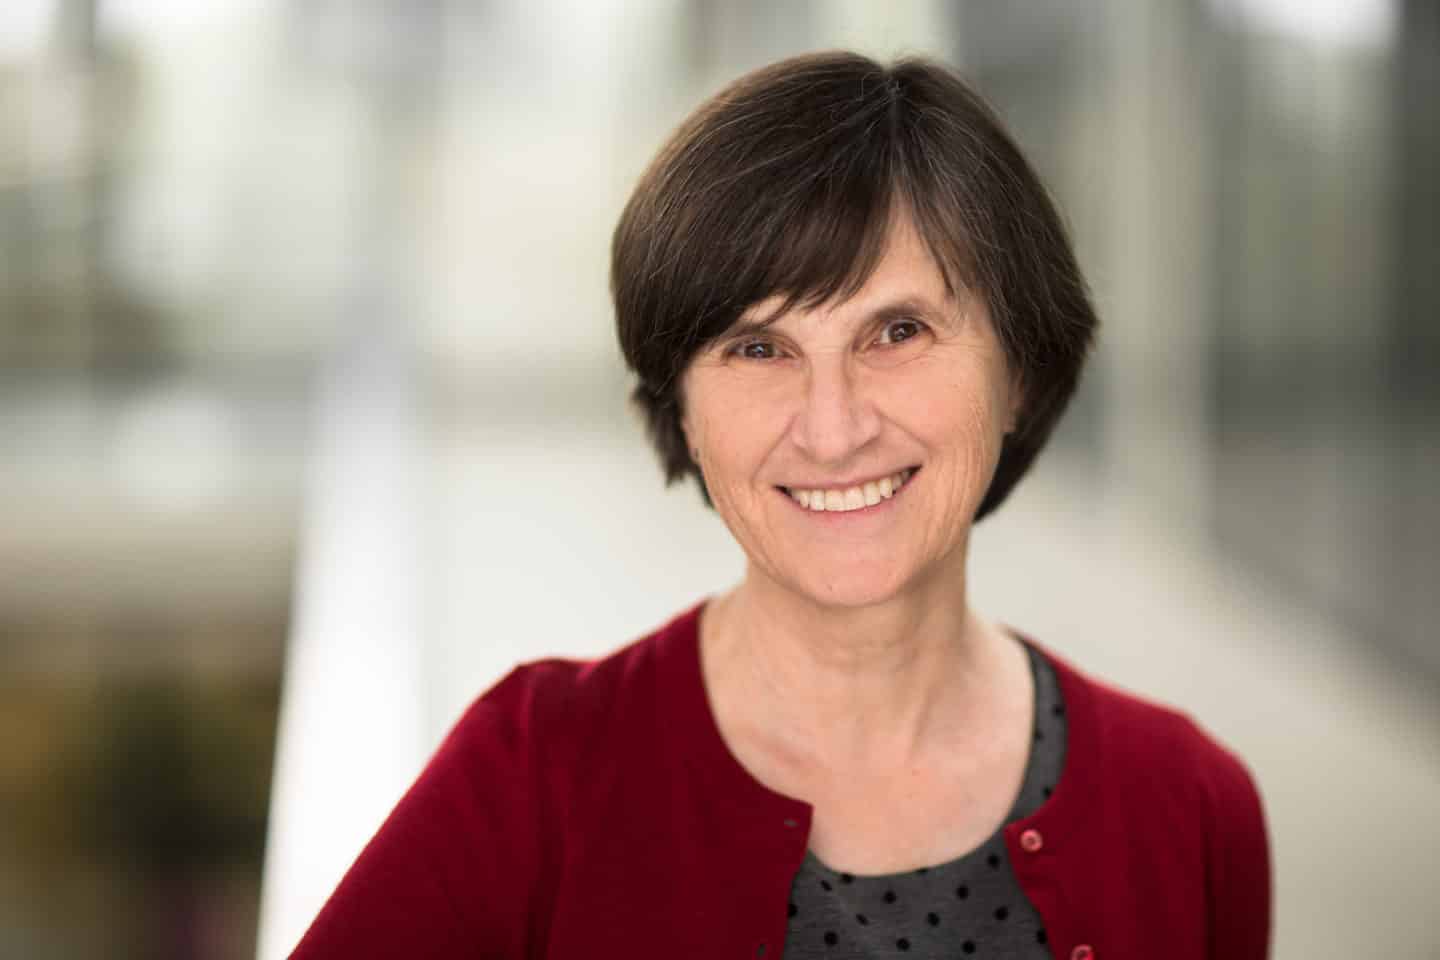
{"left": 653, "top": 598, "right": 1100, "bottom": 864}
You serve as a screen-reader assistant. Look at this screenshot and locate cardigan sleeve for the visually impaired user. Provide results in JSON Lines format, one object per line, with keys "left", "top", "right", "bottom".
{"left": 288, "top": 664, "right": 560, "bottom": 959}
{"left": 1200, "top": 736, "right": 1273, "bottom": 959}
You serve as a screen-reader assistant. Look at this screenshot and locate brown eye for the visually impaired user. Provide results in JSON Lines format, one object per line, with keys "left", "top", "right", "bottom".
{"left": 733, "top": 340, "right": 777, "bottom": 360}
{"left": 878, "top": 319, "right": 924, "bottom": 345}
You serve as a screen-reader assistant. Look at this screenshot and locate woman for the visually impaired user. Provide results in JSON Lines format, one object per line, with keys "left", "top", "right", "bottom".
{"left": 291, "top": 52, "right": 1271, "bottom": 959}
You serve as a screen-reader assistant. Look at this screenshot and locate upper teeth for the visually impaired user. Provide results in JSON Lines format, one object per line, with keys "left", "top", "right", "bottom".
{"left": 788, "top": 469, "right": 914, "bottom": 512}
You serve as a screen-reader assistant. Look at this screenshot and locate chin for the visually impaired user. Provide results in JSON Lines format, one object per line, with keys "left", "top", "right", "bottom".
{"left": 779, "top": 562, "right": 914, "bottom": 610}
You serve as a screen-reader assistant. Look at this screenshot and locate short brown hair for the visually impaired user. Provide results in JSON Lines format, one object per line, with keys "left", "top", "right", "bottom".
{"left": 611, "top": 51, "right": 1097, "bottom": 521}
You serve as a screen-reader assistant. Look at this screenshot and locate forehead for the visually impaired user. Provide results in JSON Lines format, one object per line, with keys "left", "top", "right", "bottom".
{"left": 739, "top": 212, "right": 957, "bottom": 327}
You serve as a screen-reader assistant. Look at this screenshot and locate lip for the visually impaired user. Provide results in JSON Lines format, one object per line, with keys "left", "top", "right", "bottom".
{"left": 775, "top": 466, "right": 921, "bottom": 516}
{"left": 777, "top": 466, "right": 918, "bottom": 493}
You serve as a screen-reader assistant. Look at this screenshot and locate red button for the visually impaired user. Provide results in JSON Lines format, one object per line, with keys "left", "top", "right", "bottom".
{"left": 1019, "top": 828, "right": 1043, "bottom": 853}
{"left": 1070, "top": 945, "right": 1094, "bottom": 960}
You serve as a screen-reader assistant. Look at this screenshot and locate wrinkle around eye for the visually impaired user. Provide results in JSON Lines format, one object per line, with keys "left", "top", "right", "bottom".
{"left": 864, "top": 321, "right": 935, "bottom": 364}
{"left": 875, "top": 318, "right": 928, "bottom": 346}
{"left": 734, "top": 341, "right": 776, "bottom": 360}
{"left": 721, "top": 336, "right": 794, "bottom": 362}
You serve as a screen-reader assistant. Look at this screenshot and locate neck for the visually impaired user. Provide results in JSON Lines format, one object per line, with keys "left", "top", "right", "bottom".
{"left": 702, "top": 560, "right": 1003, "bottom": 771}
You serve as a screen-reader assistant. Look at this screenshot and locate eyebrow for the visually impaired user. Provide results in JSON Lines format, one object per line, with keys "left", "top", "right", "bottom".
{"left": 720, "top": 295, "right": 953, "bottom": 343}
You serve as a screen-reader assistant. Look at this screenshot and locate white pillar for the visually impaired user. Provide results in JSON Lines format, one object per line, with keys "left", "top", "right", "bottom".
{"left": 254, "top": 313, "right": 428, "bottom": 960}
{"left": 1097, "top": 0, "right": 1218, "bottom": 540}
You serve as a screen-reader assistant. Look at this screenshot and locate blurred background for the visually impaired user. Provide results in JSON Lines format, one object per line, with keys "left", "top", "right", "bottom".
{"left": 1, "top": 0, "right": 1436, "bottom": 957}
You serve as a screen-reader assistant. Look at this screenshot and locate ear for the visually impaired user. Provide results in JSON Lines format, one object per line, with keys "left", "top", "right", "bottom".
{"left": 1005, "top": 371, "right": 1025, "bottom": 436}
{"left": 680, "top": 412, "right": 699, "bottom": 462}
{"left": 678, "top": 402, "right": 691, "bottom": 445}
{"left": 676, "top": 374, "right": 699, "bottom": 459}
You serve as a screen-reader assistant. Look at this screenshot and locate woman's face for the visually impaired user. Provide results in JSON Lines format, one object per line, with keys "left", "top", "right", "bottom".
{"left": 680, "top": 212, "right": 1021, "bottom": 609}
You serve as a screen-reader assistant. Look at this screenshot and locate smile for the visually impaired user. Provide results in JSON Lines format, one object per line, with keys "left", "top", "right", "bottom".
{"left": 779, "top": 468, "right": 918, "bottom": 513}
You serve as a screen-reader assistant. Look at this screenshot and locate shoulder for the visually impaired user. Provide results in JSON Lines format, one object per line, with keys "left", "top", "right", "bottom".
{"left": 287, "top": 614, "right": 692, "bottom": 959}
{"left": 1037, "top": 642, "right": 1265, "bottom": 818}
{"left": 445, "top": 606, "right": 687, "bottom": 764}
{"left": 1021, "top": 642, "right": 1272, "bottom": 954}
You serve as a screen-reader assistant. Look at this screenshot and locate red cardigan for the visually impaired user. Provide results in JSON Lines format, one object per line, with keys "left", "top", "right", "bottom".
{"left": 290, "top": 601, "right": 1272, "bottom": 959}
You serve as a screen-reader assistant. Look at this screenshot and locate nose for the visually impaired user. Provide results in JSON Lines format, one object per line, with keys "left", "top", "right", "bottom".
{"left": 789, "top": 355, "right": 881, "bottom": 465}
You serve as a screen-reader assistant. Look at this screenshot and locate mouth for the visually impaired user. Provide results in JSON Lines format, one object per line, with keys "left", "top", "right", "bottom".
{"left": 777, "top": 467, "right": 920, "bottom": 514}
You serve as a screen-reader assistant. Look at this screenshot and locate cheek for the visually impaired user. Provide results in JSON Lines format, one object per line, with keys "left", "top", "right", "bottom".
{"left": 907, "top": 363, "right": 1001, "bottom": 436}
{"left": 690, "top": 374, "right": 790, "bottom": 453}
{"left": 688, "top": 392, "right": 779, "bottom": 495}
{"left": 904, "top": 365, "right": 1008, "bottom": 482}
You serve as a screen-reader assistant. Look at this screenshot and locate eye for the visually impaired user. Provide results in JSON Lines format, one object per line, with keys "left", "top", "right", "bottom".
{"left": 727, "top": 339, "right": 779, "bottom": 360}
{"left": 876, "top": 318, "right": 926, "bottom": 346}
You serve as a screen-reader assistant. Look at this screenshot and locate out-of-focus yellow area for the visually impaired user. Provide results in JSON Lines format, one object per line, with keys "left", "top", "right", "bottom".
{"left": 0, "top": 2, "right": 1435, "bottom": 959}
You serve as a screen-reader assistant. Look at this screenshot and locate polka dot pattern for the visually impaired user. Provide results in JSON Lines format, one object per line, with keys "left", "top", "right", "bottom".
{"left": 783, "top": 638, "right": 1067, "bottom": 958}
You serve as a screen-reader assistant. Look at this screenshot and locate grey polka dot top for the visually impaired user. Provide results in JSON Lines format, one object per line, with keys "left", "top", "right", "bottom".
{"left": 783, "top": 639, "right": 1066, "bottom": 958}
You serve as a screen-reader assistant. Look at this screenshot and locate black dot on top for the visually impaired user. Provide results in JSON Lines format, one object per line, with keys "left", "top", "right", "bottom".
{"left": 962, "top": 941, "right": 976, "bottom": 954}
{"left": 1043, "top": 786, "right": 1053, "bottom": 799}
{"left": 896, "top": 938, "right": 911, "bottom": 951}
{"left": 926, "top": 912, "right": 940, "bottom": 927}
{"left": 820, "top": 880, "right": 832, "bottom": 892}
{"left": 839, "top": 873, "right": 854, "bottom": 885}
{"left": 955, "top": 884, "right": 970, "bottom": 899}
{"left": 788, "top": 903, "right": 797, "bottom": 918}
{"left": 855, "top": 914, "right": 868, "bottom": 926}
{"left": 883, "top": 889, "right": 897, "bottom": 904}
{"left": 986, "top": 853, "right": 1001, "bottom": 869}
{"left": 1053, "top": 703, "right": 1065, "bottom": 717}
{"left": 1037, "top": 929, "right": 1048, "bottom": 944}
{"left": 824, "top": 931, "right": 838, "bottom": 947}
{"left": 995, "top": 906, "right": 1009, "bottom": 921}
